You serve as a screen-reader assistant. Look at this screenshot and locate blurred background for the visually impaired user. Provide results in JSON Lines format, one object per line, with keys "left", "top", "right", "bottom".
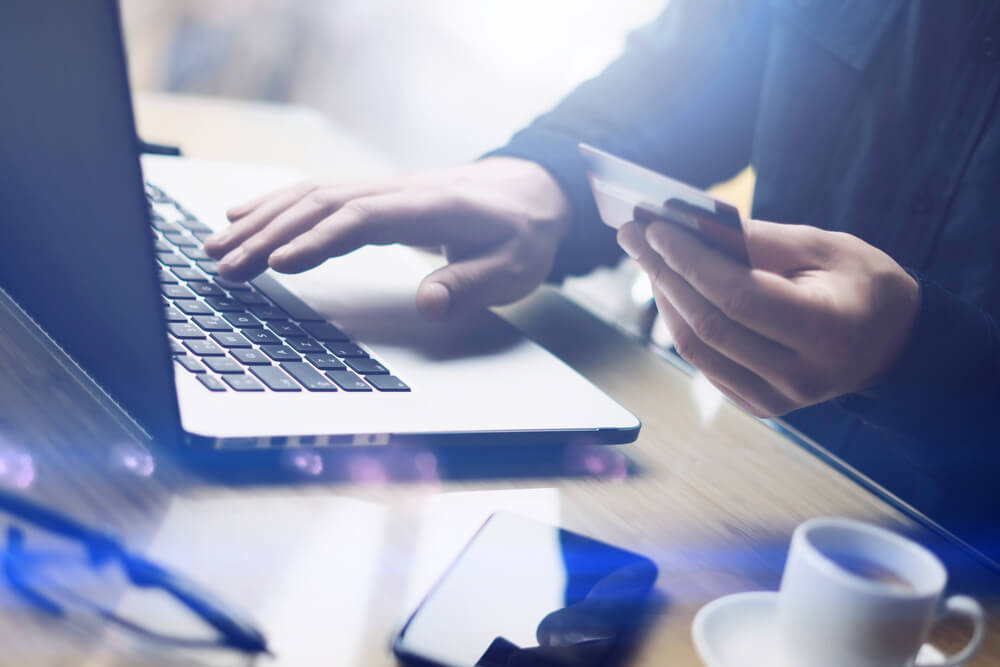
{"left": 120, "top": 0, "right": 665, "bottom": 168}
{"left": 120, "top": 0, "right": 690, "bottom": 342}
{"left": 120, "top": 0, "right": 758, "bottom": 350}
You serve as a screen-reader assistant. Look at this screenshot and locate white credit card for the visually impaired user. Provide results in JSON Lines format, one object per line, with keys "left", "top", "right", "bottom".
{"left": 579, "top": 142, "right": 748, "bottom": 262}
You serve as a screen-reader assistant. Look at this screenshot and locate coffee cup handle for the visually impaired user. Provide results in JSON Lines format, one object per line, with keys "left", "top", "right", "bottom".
{"left": 916, "top": 595, "right": 985, "bottom": 666}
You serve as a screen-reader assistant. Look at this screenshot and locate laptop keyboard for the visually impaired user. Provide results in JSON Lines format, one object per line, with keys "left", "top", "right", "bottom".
{"left": 145, "top": 183, "right": 410, "bottom": 394}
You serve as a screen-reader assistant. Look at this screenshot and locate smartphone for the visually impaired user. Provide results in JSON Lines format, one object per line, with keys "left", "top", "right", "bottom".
{"left": 393, "top": 512, "right": 659, "bottom": 667}
{"left": 578, "top": 142, "right": 748, "bottom": 263}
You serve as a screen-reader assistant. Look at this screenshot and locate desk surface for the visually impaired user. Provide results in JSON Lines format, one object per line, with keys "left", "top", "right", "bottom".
{"left": 0, "top": 93, "right": 995, "bottom": 666}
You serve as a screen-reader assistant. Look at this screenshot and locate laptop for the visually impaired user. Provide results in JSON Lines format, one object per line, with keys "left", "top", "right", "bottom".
{"left": 0, "top": 0, "right": 639, "bottom": 452}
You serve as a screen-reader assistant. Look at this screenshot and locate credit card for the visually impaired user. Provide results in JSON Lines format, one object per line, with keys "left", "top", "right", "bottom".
{"left": 579, "top": 142, "right": 748, "bottom": 263}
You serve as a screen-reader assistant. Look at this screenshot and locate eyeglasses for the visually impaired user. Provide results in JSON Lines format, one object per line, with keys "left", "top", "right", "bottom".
{"left": 0, "top": 487, "right": 270, "bottom": 656}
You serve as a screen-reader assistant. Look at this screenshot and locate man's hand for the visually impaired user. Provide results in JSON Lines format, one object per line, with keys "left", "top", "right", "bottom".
{"left": 203, "top": 157, "right": 571, "bottom": 319}
{"left": 618, "top": 217, "right": 920, "bottom": 418}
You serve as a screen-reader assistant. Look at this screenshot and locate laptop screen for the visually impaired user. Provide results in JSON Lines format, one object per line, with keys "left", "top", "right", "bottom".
{"left": 0, "top": 1, "right": 181, "bottom": 443}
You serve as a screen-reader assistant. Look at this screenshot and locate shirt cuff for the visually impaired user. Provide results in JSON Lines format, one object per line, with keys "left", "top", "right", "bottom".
{"left": 834, "top": 272, "right": 998, "bottom": 434}
{"left": 483, "top": 125, "right": 624, "bottom": 282}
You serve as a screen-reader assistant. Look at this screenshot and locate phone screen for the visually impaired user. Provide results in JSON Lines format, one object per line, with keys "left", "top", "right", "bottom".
{"left": 393, "top": 512, "right": 658, "bottom": 667}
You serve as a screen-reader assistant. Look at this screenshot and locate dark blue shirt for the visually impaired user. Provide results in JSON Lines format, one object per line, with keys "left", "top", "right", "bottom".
{"left": 489, "top": 0, "right": 1000, "bottom": 545}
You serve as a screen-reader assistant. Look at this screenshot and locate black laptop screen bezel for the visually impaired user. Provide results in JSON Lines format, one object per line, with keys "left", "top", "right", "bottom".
{"left": 0, "top": 0, "right": 182, "bottom": 447}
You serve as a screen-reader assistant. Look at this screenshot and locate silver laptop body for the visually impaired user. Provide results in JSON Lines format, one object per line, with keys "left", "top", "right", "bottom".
{"left": 0, "top": 0, "right": 639, "bottom": 452}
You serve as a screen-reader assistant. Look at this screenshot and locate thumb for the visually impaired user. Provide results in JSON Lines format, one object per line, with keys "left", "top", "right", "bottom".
{"left": 743, "top": 218, "right": 831, "bottom": 275}
{"left": 416, "top": 250, "right": 526, "bottom": 320}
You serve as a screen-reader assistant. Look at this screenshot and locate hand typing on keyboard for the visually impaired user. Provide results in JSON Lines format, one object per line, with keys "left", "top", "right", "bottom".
{"left": 202, "top": 158, "right": 571, "bottom": 320}
{"left": 148, "top": 184, "right": 411, "bottom": 393}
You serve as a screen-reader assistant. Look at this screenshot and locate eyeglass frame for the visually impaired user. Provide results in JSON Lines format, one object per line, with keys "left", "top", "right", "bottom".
{"left": 0, "top": 487, "right": 270, "bottom": 656}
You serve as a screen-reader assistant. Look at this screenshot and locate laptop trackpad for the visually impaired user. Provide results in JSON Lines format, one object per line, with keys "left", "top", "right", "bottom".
{"left": 270, "top": 244, "right": 523, "bottom": 362}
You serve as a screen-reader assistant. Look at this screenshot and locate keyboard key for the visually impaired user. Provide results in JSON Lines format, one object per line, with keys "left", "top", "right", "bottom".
{"left": 158, "top": 269, "right": 178, "bottom": 284}
{"left": 164, "top": 307, "right": 187, "bottom": 322}
{"left": 233, "top": 290, "right": 270, "bottom": 307}
{"left": 281, "top": 362, "right": 338, "bottom": 391}
{"left": 171, "top": 266, "right": 209, "bottom": 282}
{"left": 205, "top": 296, "right": 244, "bottom": 312}
{"left": 153, "top": 219, "right": 184, "bottom": 234}
{"left": 261, "top": 345, "right": 301, "bottom": 362}
{"left": 197, "top": 260, "right": 220, "bottom": 275}
{"left": 180, "top": 246, "right": 212, "bottom": 261}
{"left": 214, "top": 276, "right": 252, "bottom": 291}
{"left": 223, "top": 312, "right": 264, "bottom": 329}
{"left": 211, "top": 332, "right": 252, "bottom": 348}
{"left": 366, "top": 375, "right": 410, "bottom": 392}
{"left": 250, "top": 273, "right": 325, "bottom": 321}
{"left": 222, "top": 374, "right": 265, "bottom": 392}
{"left": 198, "top": 375, "right": 227, "bottom": 392}
{"left": 286, "top": 337, "right": 325, "bottom": 353}
{"left": 192, "top": 315, "right": 232, "bottom": 332}
{"left": 248, "top": 365, "right": 302, "bottom": 391}
{"left": 151, "top": 201, "right": 185, "bottom": 223}
{"left": 178, "top": 217, "right": 213, "bottom": 233}
{"left": 268, "top": 322, "right": 307, "bottom": 338}
{"left": 248, "top": 305, "right": 289, "bottom": 321}
{"left": 344, "top": 357, "right": 389, "bottom": 375}
{"left": 163, "top": 231, "right": 198, "bottom": 247}
{"left": 244, "top": 329, "right": 282, "bottom": 346}
{"left": 204, "top": 357, "right": 245, "bottom": 374}
{"left": 162, "top": 284, "right": 197, "bottom": 300}
{"left": 326, "top": 342, "right": 368, "bottom": 358}
{"left": 168, "top": 339, "right": 186, "bottom": 355}
{"left": 189, "top": 282, "right": 227, "bottom": 298}
{"left": 231, "top": 349, "right": 272, "bottom": 365}
{"left": 305, "top": 353, "right": 346, "bottom": 371}
{"left": 145, "top": 183, "right": 169, "bottom": 202}
{"left": 184, "top": 339, "right": 226, "bottom": 356}
{"left": 301, "top": 322, "right": 350, "bottom": 342}
{"left": 156, "top": 251, "right": 190, "bottom": 267}
{"left": 193, "top": 231, "right": 214, "bottom": 243}
{"left": 176, "top": 299, "right": 214, "bottom": 315}
{"left": 175, "top": 355, "right": 205, "bottom": 373}
{"left": 325, "top": 370, "right": 372, "bottom": 392}
{"left": 154, "top": 239, "right": 173, "bottom": 252}
{"left": 167, "top": 323, "right": 205, "bottom": 339}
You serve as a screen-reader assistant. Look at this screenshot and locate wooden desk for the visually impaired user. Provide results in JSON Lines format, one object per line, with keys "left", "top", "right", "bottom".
{"left": 0, "top": 94, "right": 995, "bottom": 666}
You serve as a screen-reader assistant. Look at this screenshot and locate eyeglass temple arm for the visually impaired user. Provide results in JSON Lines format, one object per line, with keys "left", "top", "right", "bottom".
{"left": 3, "top": 525, "right": 65, "bottom": 616}
{"left": 1, "top": 490, "right": 270, "bottom": 655}
{"left": 0, "top": 490, "right": 119, "bottom": 563}
{"left": 123, "top": 555, "right": 271, "bottom": 655}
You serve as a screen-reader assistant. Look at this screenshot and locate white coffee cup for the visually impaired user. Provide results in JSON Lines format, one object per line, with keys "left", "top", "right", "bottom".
{"left": 778, "top": 517, "right": 984, "bottom": 667}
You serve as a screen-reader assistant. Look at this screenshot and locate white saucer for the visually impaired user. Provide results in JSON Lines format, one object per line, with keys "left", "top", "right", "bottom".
{"left": 692, "top": 591, "right": 947, "bottom": 667}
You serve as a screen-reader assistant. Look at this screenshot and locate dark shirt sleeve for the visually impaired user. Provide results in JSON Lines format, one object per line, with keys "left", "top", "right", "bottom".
{"left": 836, "top": 274, "right": 1000, "bottom": 455}
{"left": 484, "top": 0, "right": 771, "bottom": 281}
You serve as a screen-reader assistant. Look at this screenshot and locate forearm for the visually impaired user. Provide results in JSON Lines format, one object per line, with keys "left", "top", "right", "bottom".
{"left": 486, "top": 0, "right": 770, "bottom": 280}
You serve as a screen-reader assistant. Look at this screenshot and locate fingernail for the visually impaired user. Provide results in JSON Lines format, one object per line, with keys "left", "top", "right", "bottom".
{"left": 420, "top": 282, "right": 451, "bottom": 319}
{"left": 646, "top": 227, "right": 668, "bottom": 255}
{"left": 207, "top": 230, "right": 231, "bottom": 245}
{"left": 270, "top": 245, "right": 291, "bottom": 262}
{"left": 646, "top": 235, "right": 663, "bottom": 255}
{"left": 618, "top": 233, "right": 640, "bottom": 259}
{"left": 220, "top": 246, "right": 245, "bottom": 270}
{"left": 618, "top": 227, "right": 639, "bottom": 259}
